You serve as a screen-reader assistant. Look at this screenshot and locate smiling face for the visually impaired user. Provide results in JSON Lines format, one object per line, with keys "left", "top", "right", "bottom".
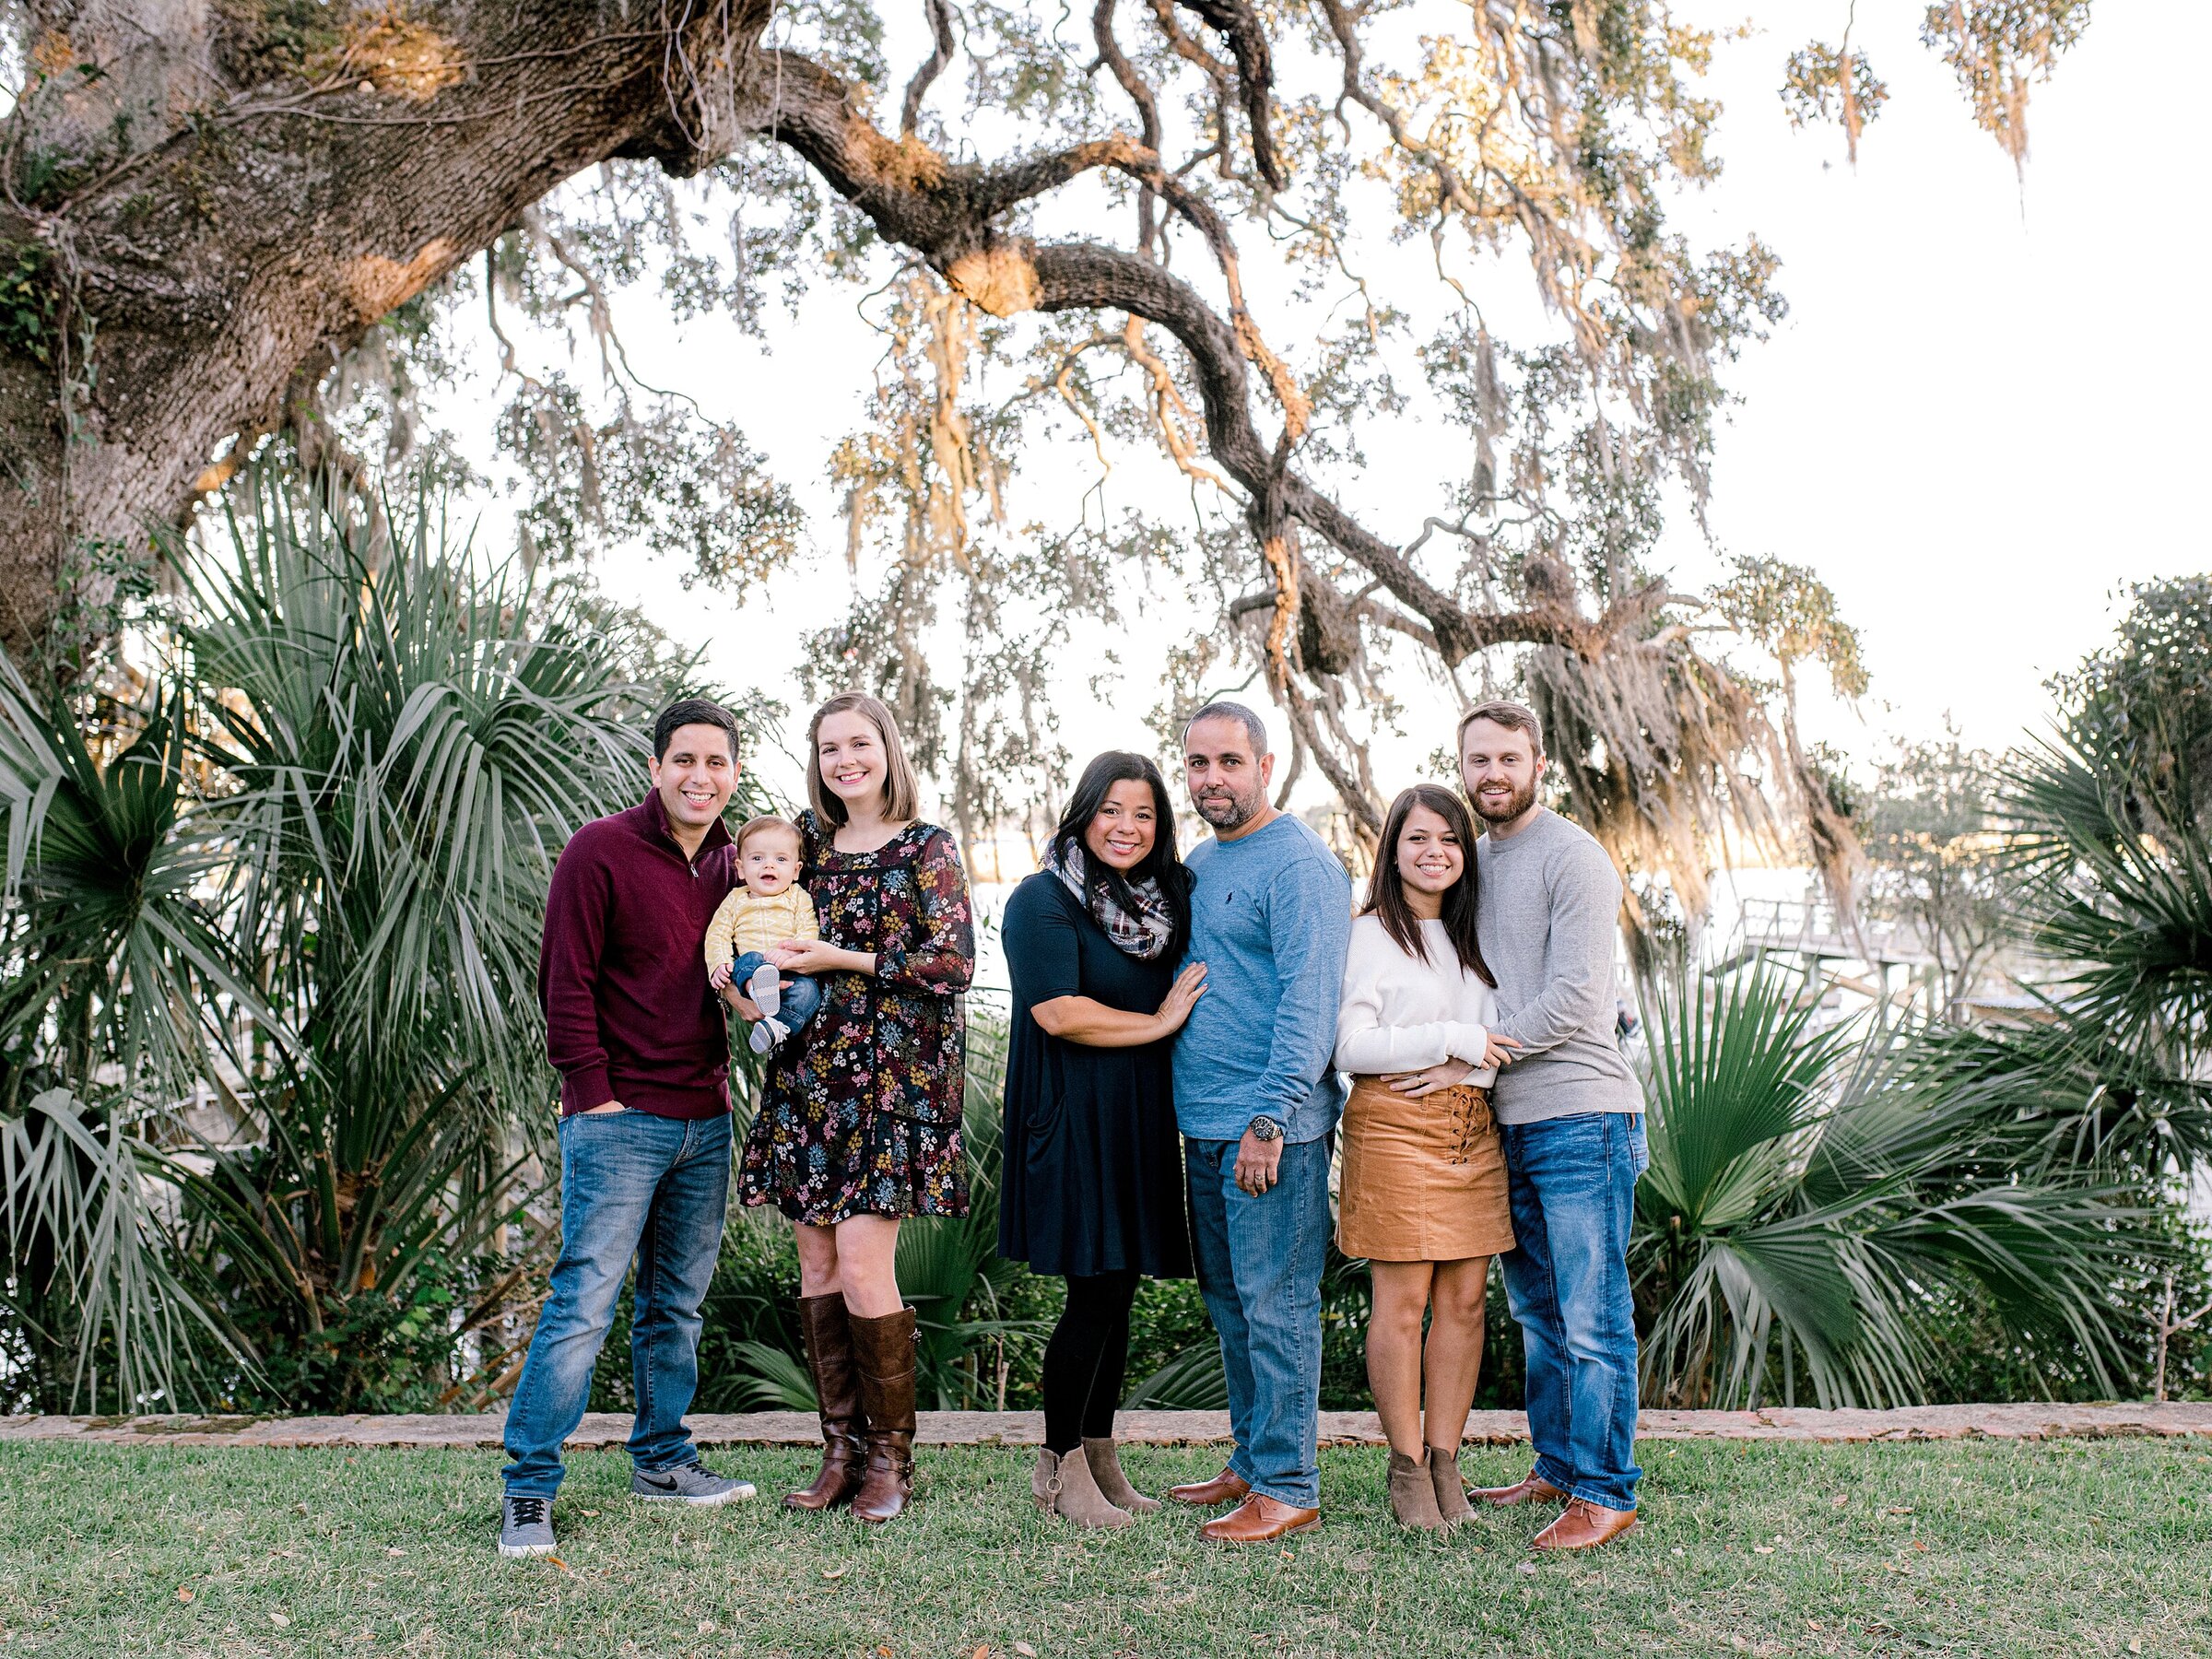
{"left": 740, "top": 830, "right": 801, "bottom": 894}
{"left": 1394, "top": 804, "right": 1465, "bottom": 907}
{"left": 1183, "top": 715, "right": 1274, "bottom": 834}
{"left": 1460, "top": 717, "right": 1543, "bottom": 829}
{"left": 1084, "top": 779, "right": 1160, "bottom": 872}
{"left": 649, "top": 722, "right": 739, "bottom": 836}
{"left": 815, "top": 709, "right": 888, "bottom": 816}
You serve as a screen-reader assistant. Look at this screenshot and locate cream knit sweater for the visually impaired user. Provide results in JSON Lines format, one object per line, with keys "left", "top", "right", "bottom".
{"left": 1332, "top": 913, "right": 1499, "bottom": 1084}
{"left": 703, "top": 884, "right": 819, "bottom": 970}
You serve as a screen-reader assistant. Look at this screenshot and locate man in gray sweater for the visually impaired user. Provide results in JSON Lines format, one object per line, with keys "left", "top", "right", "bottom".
{"left": 1461, "top": 700, "right": 1646, "bottom": 1552}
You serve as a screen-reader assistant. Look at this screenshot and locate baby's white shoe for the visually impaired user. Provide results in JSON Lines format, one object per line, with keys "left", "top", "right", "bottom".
{"left": 748, "top": 1017, "right": 789, "bottom": 1054}
{"left": 746, "top": 962, "right": 782, "bottom": 1018}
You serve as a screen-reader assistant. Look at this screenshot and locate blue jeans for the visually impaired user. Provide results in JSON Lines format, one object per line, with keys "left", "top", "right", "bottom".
{"left": 732, "top": 951, "right": 822, "bottom": 1034}
{"left": 1185, "top": 1135, "right": 1331, "bottom": 1509}
{"left": 1498, "top": 1112, "right": 1648, "bottom": 1512}
{"left": 502, "top": 1110, "right": 731, "bottom": 1497}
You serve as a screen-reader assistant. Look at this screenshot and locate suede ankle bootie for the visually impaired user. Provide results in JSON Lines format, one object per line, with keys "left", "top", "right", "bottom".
{"left": 1388, "top": 1448, "right": 1447, "bottom": 1531}
{"left": 1427, "top": 1443, "right": 1475, "bottom": 1525}
{"left": 1082, "top": 1438, "right": 1159, "bottom": 1514}
{"left": 784, "top": 1294, "right": 864, "bottom": 1512}
{"left": 850, "top": 1306, "right": 919, "bottom": 1524}
{"left": 1033, "top": 1448, "right": 1134, "bottom": 1529}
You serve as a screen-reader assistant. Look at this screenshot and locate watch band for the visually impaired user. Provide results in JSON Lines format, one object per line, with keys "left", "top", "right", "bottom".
{"left": 1247, "top": 1115, "right": 1284, "bottom": 1142}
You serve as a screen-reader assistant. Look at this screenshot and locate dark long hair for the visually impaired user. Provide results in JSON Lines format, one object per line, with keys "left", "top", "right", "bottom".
{"left": 1363, "top": 784, "right": 1495, "bottom": 986}
{"left": 1051, "top": 751, "right": 1194, "bottom": 960}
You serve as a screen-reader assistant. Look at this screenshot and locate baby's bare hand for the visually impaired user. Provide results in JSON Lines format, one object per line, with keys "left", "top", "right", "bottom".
{"left": 708, "top": 962, "right": 733, "bottom": 990}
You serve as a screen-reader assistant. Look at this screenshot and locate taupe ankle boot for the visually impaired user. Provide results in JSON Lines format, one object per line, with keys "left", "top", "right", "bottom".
{"left": 1082, "top": 1438, "right": 1159, "bottom": 1514}
{"left": 850, "top": 1307, "right": 919, "bottom": 1524}
{"left": 1388, "top": 1448, "right": 1446, "bottom": 1531}
{"left": 1428, "top": 1442, "right": 1475, "bottom": 1524}
{"left": 1033, "top": 1447, "right": 1133, "bottom": 1529}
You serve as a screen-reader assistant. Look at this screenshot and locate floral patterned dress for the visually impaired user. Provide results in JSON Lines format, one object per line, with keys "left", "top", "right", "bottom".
{"left": 739, "top": 811, "right": 974, "bottom": 1222}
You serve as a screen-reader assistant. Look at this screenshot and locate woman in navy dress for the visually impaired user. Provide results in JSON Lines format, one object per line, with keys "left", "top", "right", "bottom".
{"left": 1000, "top": 751, "right": 1206, "bottom": 1527}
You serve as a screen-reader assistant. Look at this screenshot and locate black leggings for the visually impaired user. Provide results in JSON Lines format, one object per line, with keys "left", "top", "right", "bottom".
{"left": 1041, "top": 1270, "right": 1140, "bottom": 1453}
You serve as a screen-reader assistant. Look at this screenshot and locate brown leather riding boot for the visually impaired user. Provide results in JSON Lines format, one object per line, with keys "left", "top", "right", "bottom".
{"left": 784, "top": 1293, "right": 865, "bottom": 1512}
{"left": 850, "top": 1306, "right": 919, "bottom": 1524}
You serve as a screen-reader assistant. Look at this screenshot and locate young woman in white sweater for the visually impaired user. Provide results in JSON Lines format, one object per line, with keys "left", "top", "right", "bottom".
{"left": 1334, "top": 783, "right": 1519, "bottom": 1530}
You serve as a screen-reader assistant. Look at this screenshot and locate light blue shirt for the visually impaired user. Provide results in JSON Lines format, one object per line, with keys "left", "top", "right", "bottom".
{"left": 1171, "top": 814, "right": 1353, "bottom": 1144}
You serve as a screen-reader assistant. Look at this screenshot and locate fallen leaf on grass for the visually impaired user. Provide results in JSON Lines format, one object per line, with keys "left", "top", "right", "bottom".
{"left": 545, "top": 1557, "right": 572, "bottom": 1574}
{"left": 2129, "top": 1642, "right": 2143, "bottom": 1654}
{"left": 582, "top": 1509, "right": 599, "bottom": 1517}
{"left": 1830, "top": 1495, "right": 1848, "bottom": 1509}
{"left": 271, "top": 1613, "right": 290, "bottom": 1628}
{"left": 1014, "top": 1643, "right": 1039, "bottom": 1657}
{"left": 385, "top": 1547, "right": 406, "bottom": 1558}
{"left": 1883, "top": 1507, "right": 1912, "bottom": 1516}
{"left": 175, "top": 1588, "right": 193, "bottom": 1604}
{"left": 697, "top": 1621, "right": 716, "bottom": 1635}
{"left": 821, "top": 1567, "right": 847, "bottom": 1581}
{"left": 1752, "top": 1547, "right": 1774, "bottom": 1555}
{"left": 971, "top": 1647, "right": 991, "bottom": 1659}
{"left": 1515, "top": 1562, "right": 1538, "bottom": 1575}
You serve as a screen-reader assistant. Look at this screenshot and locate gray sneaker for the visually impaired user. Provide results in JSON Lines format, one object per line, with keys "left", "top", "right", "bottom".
{"left": 631, "top": 1462, "right": 757, "bottom": 1506}
{"left": 499, "top": 1494, "right": 556, "bottom": 1558}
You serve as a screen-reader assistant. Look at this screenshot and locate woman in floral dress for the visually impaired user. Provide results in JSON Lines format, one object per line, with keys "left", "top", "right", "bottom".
{"left": 733, "top": 691, "right": 971, "bottom": 1524}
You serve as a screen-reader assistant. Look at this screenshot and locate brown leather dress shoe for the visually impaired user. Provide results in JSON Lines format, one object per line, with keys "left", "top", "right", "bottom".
{"left": 1200, "top": 1493, "right": 1321, "bottom": 1543}
{"left": 1470, "top": 1470, "right": 1570, "bottom": 1508}
{"left": 1531, "top": 1497, "right": 1640, "bottom": 1551}
{"left": 1166, "top": 1467, "right": 1252, "bottom": 1507}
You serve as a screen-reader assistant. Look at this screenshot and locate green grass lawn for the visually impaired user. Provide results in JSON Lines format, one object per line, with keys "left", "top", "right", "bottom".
{"left": 3, "top": 1438, "right": 2207, "bottom": 1657}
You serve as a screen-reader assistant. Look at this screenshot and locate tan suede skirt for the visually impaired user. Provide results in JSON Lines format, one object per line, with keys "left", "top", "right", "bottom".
{"left": 1336, "top": 1075, "right": 1516, "bottom": 1263}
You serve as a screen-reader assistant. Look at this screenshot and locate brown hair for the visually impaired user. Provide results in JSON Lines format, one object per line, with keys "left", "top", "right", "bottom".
{"left": 1362, "top": 784, "right": 1494, "bottom": 986}
{"left": 1455, "top": 699, "right": 1545, "bottom": 758}
{"left": 735, "top": 815, "right": 803, "bottom": 854}
{"left": 806, "top": 691, "right": 923, "bottom": 827}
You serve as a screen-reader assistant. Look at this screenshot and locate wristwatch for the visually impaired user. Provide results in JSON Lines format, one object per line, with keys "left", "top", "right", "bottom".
{"left": 1246, "top": 1115, "right": 1284, "bottom": 1143}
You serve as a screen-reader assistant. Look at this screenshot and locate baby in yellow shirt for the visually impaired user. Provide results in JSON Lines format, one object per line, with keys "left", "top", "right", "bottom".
{"left": 705, "top": 817, "right": 822, "bottom": 1054}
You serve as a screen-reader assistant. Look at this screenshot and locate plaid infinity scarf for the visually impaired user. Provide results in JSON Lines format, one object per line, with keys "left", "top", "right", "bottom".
{"left": 1042, "top": 840, "right": 1177, "bottom": 961}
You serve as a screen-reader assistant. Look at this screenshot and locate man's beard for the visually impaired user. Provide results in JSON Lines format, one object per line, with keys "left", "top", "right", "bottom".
{"left": 1194, "top": 785, "right": 1263, "bottom": 832}
{"left": 1468, "top": 776, "right": 1537, "bottom": 826}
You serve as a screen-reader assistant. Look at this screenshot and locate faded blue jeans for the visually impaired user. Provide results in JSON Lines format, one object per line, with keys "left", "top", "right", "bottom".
{"left": 1185, "top": 1134, "right": 1332, "bottom": 1509}
{"left": 502, "top": 1109, "right": 731, "bottom": 1498}
{"left": 1498, "top": 1111, "right": 1648, "bottom": 1512}
{"left": 731, "top": 951, "right": 823, "bottom": 1035}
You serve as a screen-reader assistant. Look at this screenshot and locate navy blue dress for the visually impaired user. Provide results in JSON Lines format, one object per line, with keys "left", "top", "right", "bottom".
{"left": 997, "top": 874, "right": 1193, "bottom": 1279}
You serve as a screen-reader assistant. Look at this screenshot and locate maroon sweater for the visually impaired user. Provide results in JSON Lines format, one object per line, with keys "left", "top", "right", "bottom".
{"left": 538, "top": 792, "right": 735, "bottom": 1119}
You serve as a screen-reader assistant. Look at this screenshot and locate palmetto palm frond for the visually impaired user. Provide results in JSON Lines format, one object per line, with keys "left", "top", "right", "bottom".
{"left": 0, "top": 1088, "right": 244, "bottom": 1410}
{"left": 185, "top": 480, "right": 653, "bottom": 1102}
{"left": 2001, "top": 724, "right": 2212, "bottom": 1073}
{"left": 0, "top": 661, "right": 278, "bottom": 1096}
{"left": 1634, "top": 966, "right": 2158, "bottom": 1408}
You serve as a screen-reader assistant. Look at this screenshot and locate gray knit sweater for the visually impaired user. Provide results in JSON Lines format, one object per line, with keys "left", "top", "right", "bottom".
{"left": 1473, "top": 808, "right": 1644, "bottom": 1124}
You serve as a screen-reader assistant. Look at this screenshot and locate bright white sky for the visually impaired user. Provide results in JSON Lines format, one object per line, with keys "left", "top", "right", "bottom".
{"left": 467, "top": 0, "right": 2210, "bottom": 809}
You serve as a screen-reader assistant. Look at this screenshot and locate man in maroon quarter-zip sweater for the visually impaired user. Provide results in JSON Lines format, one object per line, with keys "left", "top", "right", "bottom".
{"left": 498, "top": 698, "right": 759, "bottom": 1559}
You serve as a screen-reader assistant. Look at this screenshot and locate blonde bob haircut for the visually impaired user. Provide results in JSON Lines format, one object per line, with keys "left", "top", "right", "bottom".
{"left": 806, "top": 691, "right": 923, "bottom": 827}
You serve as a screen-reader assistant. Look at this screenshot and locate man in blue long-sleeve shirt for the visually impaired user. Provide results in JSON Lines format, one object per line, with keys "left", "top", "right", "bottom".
{"left": 1166, "top": 701, "right": 1352, "bottom": 1543}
